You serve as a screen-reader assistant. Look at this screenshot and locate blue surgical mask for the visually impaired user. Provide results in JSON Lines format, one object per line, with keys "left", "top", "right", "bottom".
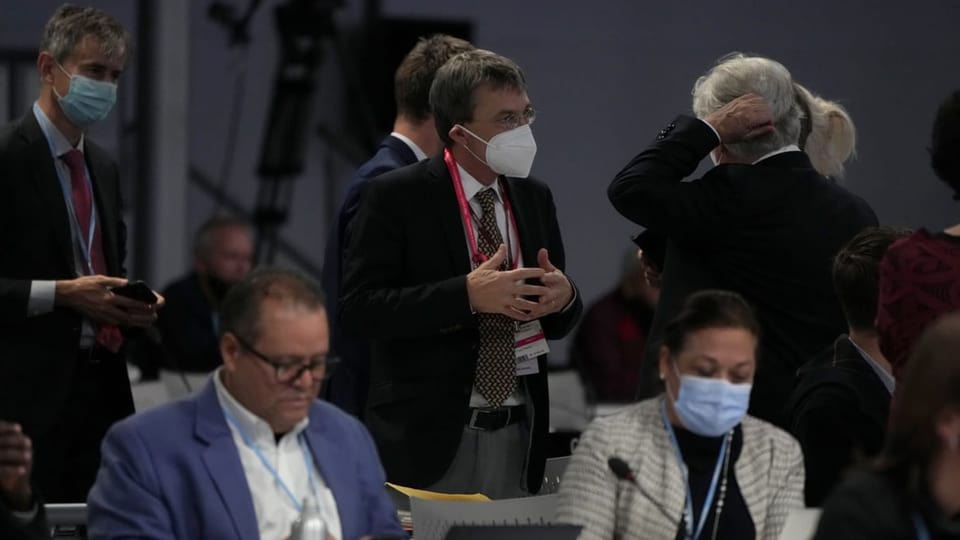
{"left": 668, "top": 364, "right": 752, "bottom": 437}
{"left": 54, "top": 64, "right": 117, "bottom": 129}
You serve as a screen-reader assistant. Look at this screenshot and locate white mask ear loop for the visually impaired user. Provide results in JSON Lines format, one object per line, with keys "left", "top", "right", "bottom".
{"left": 455, "top": 124, "right": 491, "bottom": 166}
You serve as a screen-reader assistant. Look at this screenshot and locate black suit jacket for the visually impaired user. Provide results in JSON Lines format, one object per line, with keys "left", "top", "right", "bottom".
{"left": 157, "top": 272, "right": 221, "bottom": 373}
{"left": 322, "top": 135, "right": 418, "bottom": 417}
{"left": 609, "top": 115, "right": 878, "bottom": 426}
{"left": 0, "top": 497, "right": 46, "bottom": 540}
{"left": 340, "top": 154, "right": 582, "bottom": 492}
{"left": 0, "top": 112, "right": 133, "bottom": 436}
{"left": 787, "top": 336, "right": 891, "bottom": 506}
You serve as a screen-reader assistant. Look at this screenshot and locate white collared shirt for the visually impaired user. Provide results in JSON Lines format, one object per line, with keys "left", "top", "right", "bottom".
{"left": 847, "top": 337, "right": 896, "bottom": 395}
{"left": 213, "top": 369, "right": 343, "bottom": 540}
{"left": 30, "top": 102, "right": 98, "bottom": 344}
{"left": 389, "top": 131, "right": 428, "bottom": 161}
{"left": 456, "top": 165, "right": 526, "bottom": 407}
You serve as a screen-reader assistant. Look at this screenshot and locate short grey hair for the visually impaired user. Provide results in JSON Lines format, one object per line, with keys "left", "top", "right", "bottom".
{"left": 40, "top": 4, "right": 130, "bottom": 64}
{"left": 429, "top": 49, "right": 527, "bottom": 146}
{"left": 193, "top": 216, "right": 252, "bottom": 259}
{"left": 692, "top": 54, "right": 802, "bottom": 162}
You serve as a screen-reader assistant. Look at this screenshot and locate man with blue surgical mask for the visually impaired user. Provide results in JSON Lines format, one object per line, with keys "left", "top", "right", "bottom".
{"left": 0, "top": 5, "right": 162, "bottom": 503}
{"left": 340, "top": 49, "right": 582, "bottom": 498}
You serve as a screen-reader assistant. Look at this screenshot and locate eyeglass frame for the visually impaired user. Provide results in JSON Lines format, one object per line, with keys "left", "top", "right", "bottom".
{"left": 229, "top": 332, "right": 335, "bottom": 383}
{"left": 477, "top": 105, "right": 537, "bottom": 131}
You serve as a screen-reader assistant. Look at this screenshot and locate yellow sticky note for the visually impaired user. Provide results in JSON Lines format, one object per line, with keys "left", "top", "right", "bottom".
{"left": 386, "top": 482, "right": 490, "bottom": 502}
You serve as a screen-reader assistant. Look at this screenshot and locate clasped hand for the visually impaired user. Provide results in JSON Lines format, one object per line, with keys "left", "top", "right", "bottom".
{"left": 466, "top": 245, "right": 572, "bottom": 321}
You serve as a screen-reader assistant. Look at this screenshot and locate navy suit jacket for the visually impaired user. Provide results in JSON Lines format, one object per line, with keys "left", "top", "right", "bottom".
{"left": 322, "top": 135, "right": 418, "bottom": 417}
{"left": 87, "top": 380, "right": 403, "bottom": 540}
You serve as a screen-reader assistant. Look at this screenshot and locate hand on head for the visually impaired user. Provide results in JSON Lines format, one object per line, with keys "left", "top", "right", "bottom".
{"left": 704, "top": 93, "right": 776, "bottom": 144}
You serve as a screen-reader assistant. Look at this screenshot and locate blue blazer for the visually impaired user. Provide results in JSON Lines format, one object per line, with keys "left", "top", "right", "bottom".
{"left": 321, "top": 135, "right": 419, "bottom": 417}
{"left": 87, "top": 381, "right": 404, "bottom": 540}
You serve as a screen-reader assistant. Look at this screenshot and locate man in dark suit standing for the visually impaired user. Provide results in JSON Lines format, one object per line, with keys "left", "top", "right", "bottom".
{"left": 0, "top": 5, "right": 160, "bottom": 502}
{"left": 341, "top": 49, "right": 582, "bottom": 497}
{"left": 322, "top": 34, "right": 473, "bottom": 417}
{"left": 608, "top": 54, "right": 877, "bottom": 426}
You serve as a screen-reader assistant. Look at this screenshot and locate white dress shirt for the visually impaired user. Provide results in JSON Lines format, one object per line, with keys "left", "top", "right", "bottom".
{"left": 213, "top": 370, "right": 343, "bottom": 540}
{"left": 847, "top": 337, "right": 896, "bottom": 395}
{"left": 456, "top": 165, "right": 527, "bottom": 408}
{"left": 30, "top": 102, "right": 99, "bottom": 345}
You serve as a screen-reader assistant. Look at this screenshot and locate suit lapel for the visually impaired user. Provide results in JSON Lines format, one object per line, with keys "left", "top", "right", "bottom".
{"left": 303, "top": 415, "right": 353, "bottom": 538}
{"left": 427, "top": 156, "right": 472, "bottom": 275}
{"left": 638, "top": 403, "right": 686, "bottom": 534}
{"left": 84, "top": 146, "right": 120, "bottom": 274}
{"left": 19, "top": 114, "right": 74, "bottom": 271}
{"left": 194, "top": 384, "right": 259, "bottom": 540}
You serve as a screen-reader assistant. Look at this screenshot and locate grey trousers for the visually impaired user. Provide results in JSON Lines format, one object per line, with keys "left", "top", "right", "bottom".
{"left": 426, "top": 422, "right": 530, "bottom": 499}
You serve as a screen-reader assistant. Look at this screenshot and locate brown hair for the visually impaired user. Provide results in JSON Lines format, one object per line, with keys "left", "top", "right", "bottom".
{"left": 394, "top": 34, "right": 474, "bottom": 122}
{"left": 661, "top": 290, "right": 760, "bottom": 354}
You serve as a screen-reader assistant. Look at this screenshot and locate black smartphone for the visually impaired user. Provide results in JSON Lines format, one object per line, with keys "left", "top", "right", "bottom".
{"left": 111, "top": 280, "right": 158, "bottom": 304}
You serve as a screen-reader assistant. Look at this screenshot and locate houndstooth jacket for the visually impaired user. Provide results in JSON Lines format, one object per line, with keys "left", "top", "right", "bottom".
{"left": 557, "top": 397, "right": 805, "bottom": 540}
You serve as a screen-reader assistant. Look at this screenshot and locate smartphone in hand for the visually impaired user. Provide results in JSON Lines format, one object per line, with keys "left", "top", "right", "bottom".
{"left": 111, "top": 280, "right": 158, "bottom": 304}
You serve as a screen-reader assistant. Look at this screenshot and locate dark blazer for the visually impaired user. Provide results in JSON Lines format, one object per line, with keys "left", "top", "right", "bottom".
{"left": 609, "top": 115, "right": 877, "bottom": 426}
{"left": 814, "top": 469, "right": 959, "bottom": 540}
{"left": 87, "top": 380, "right": 404, "bottom": 540}
{"left": 786, "top": 335, "right": 891, "bottom": 506}
{"left": 322, "top": 135, "right": 418, "bottom": 417}
{"left": 340, "top": 154, "right": 582, "bottom": 492}
{"left": 0, "top": 112, "right": 132, "bottom": 437}
{"left": 157, "top": 272, "right": 221, "bottom": 373}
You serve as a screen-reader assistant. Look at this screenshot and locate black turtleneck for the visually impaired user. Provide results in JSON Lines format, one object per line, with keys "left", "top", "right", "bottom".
{"left": 672, "top": 424, "right": 754, "bottom": 540}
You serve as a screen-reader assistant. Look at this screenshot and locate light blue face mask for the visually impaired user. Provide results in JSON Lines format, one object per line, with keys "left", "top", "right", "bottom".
{"left": 55, "top": 64, "right": 117, "bottom": 129}
{"left": 668, "top": 364, "right": 752, "bottom": 437}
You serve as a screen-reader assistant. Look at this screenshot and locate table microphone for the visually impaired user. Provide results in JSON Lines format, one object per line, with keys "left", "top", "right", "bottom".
{"left": 607, "top": 456, "right": 676, "bottom": 522}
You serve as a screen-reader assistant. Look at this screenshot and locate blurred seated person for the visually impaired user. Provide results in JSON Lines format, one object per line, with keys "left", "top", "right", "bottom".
{"left": 157, "top": 216, "right": 253, "bottom": 397}
{"left": 558, "top": 290, "right": 804, "bottom": 540}
{"left": 787, "top": 226, "right": 911, "bottom": 506}
{"left": 570, "top": 231, "right": 663, "bottom": 403}
{"left": 88, "top": 268, "right": 402, "bottom": 540}
{"left": 814, "top": 312, "right": 960, "bottom": 539}
{"left": 877, "top": 89, "right": 960, "bottom": 381}
{"left": 1, "top": 422, "right": 45, "bottom": 540}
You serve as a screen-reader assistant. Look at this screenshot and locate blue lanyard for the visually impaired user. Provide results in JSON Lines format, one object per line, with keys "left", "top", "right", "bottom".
{"left": 33, "top": 103, "right": 98, "bottom": 274}
{"left": 661, "top": 400, "right": 730, "bottom": 540}
{"left": 912, "top": 512, "right": 932, "bottom": 540}
{"left": 222, "top": 407, "right": 318, "bottom": 512}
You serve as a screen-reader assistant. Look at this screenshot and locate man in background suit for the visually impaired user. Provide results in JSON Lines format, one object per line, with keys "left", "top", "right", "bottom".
{"left": 322, "top": 34, "right": 473, "bottom": 418}
{"left": 0, "top": 5, "right": 160, "bottom": 503}
{"left": 88, "top": 268, "right": 403, "bottom": 540}
{"left": 608, "top": 54, "right": 877, "bottom": 426}
{"left": 157, "top": 216, "right": 254, "bottom": 397}
{"left": 341, "top": 49, "right": 582, "bottom": 497}
{"left": 788, "top": 226, "right": 910, "bottom": 505}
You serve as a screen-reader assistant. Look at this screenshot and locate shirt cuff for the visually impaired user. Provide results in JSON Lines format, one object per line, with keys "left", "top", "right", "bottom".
{"left": 699, "top": 118, "right": 722, "bottom": 145}
{"left": 28, "top": 280, "right": 57, "bottom": 317}
{"left": 10, "top": 502, "right": 38, "bottom": 524}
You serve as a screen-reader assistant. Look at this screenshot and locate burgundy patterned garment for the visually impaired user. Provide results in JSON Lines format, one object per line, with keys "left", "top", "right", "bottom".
{"left": 877, "top": 229, "right": 960, "bottom": 379}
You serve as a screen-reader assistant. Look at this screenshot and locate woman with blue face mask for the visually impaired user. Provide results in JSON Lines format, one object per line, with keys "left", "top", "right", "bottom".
{"left": 557, "top": 290, "right": 804, "bottom": 540}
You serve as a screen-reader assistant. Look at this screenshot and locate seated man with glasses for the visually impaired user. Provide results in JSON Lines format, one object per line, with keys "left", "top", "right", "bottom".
{"left": 87, "top": 268, "right": 404, "bottom": 540}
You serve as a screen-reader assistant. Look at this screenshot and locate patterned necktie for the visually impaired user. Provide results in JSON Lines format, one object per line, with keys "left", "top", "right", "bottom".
{"left": 60, "top": 149, "right": 123, "bottom": 354}
{"left": 473, "top": 188, "right": 517, "bottom": 407}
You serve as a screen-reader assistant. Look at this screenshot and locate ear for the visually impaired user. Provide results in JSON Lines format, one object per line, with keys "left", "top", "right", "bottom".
{"left": 37, "top": 52, "right": 57, "bottom": 85}
{"left": 448, "top": 125, "right": 469, "bottom": 147}
{"left": 658, "top": 345, "right": 671, "bottom": 381}
{"left": 219, "top": 333, "right": 241, "bottom": 373}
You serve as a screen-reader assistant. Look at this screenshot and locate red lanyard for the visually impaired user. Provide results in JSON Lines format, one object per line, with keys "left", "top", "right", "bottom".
{"left": 444, "top": 148, "right": 520, "bottom": 269}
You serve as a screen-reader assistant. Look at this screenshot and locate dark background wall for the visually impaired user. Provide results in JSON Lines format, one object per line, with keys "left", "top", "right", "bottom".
{"left": 3, "top": 0, "right": 960, "bottom": 361}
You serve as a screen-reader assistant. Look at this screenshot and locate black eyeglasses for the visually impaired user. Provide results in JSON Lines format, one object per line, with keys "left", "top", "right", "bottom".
{"left": 231, "top": 333, "right": 334, "bottom": 384}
